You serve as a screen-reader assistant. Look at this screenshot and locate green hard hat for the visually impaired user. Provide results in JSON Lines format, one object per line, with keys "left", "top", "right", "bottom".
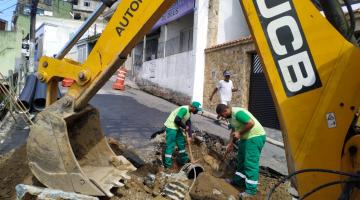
{"left": 191, "top": 101, "right": 202, "bottom": 111}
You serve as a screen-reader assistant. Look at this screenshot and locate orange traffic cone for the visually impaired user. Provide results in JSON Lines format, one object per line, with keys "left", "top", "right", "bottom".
{"left": 112, "top": 68, "right": 127, "bottom": 90}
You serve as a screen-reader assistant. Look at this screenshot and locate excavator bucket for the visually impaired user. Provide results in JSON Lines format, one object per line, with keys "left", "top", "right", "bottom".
{"left": 27, "top": 97, "right": 136, "bottom": 197}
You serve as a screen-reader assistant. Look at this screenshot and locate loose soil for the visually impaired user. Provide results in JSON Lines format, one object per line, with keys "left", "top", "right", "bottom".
{"left": 0, "top": 132, "right": 292, "bottom": 200}
{"left": 0, "top": 145, "right": 36, "bottom": 200}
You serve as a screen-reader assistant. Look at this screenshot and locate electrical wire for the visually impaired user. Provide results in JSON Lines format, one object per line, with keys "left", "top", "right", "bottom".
{"left": 344, "top": 0, "right": 356, "bottom": 40}
{"left": 299, "top": 179, "right": 358, "bottom": 200}
{"left": 266, "top": 168, "right": 360, "bottom": 200}
{"left": 0, "top": 0, "right": 28, "bottom": 13}
{"left": 0, "top": 3, "right": 16, "bottom": 13}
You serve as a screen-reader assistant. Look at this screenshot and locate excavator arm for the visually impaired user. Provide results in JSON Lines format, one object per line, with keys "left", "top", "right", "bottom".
{"left": 240, "top": 0, "right": 360, "bottom": 199}
{"left": 27, "top": 0, "right": 175, "bottom": 197}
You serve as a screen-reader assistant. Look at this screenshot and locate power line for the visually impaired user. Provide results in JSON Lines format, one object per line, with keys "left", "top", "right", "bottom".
{"left": 0, "top": 3, "right": 17, "bottom": 13}
{"left": 0, "top": 1, "right": 27, "bottom": 13}
{"left": 0, "top": 0, "right": 14, "bottom": 4}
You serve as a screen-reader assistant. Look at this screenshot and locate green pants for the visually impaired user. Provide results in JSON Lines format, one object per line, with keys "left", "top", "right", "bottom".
{"left": 233, "top": 135, "right": 266, "bottom": 195}
{"left": 163, "top": 128, "right": 189, "bottom": 168}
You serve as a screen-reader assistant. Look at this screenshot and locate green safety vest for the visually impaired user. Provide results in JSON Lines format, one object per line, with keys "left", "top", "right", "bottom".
{"left": 164, "top": 106, "right": 191, "bottom": 130}
{"left": 230, "top": 107, "right": 265, "bottom": 140}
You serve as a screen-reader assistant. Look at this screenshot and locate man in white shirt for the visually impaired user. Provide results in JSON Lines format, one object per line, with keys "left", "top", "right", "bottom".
{"left": 210, "top": 70, "right": 238, "bottom": 122}
{"left": 210, "top": 70, "right": 237, "bottom": 105}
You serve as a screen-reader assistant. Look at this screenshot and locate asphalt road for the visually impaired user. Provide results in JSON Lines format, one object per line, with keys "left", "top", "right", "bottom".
{"left": 0, "top": 80, "right": 288, "bottom": 175}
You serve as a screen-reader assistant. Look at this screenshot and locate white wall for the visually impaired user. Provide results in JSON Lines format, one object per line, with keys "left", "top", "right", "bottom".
{"left": 35, "top": 16, "right": 106, "bottom": 62}
{"left": 74, "top": 0, "right": 101, "bottom": 13}
{"left": 217, "top": 0, "right": 249, "bottom": 44}
{"left": 191, "top": 0, "right": 209, "bottom": 104}
{"left": 139, "top": 51, "right": 195, "bottom": 96}
{"left": 36, "top": 16, "right": 105, "bottom": 39}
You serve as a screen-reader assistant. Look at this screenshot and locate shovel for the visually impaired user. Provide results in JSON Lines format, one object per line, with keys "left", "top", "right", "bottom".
{"left": 181, "top": 130, "right": 204, "bottom": 179}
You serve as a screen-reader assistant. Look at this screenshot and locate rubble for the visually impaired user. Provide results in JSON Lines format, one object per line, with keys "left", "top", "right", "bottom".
{"left": 0, "top": 131, "right": 292, "bottom": 200}
{"left": 15, "top": 184, "right": 98, "bottom": 200}
{"left": 189, "top": 173, "right": 239, "bottom": 200}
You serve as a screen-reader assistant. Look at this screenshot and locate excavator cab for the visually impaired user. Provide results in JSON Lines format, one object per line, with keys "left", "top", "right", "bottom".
{"left": 27, "top": 0, "right": 176, "bottom": 197}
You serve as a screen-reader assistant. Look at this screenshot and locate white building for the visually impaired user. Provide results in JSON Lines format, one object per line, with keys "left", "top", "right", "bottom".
{"left": 73, "top": 0, "right": 102, "bottom": 21}
{"left": 34, "top": 16, "right": 106, "bottom": 70}
{"left": 125, "top": 0, "right": 249, "bottom": 105}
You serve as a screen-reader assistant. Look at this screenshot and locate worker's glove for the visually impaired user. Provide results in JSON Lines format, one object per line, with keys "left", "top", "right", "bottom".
{"left": 226, "top": 143, "right": 234, "bottom": 153}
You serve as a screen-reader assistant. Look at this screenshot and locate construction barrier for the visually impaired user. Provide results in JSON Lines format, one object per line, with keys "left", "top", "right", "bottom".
{"left": 112, "top": 68, "right": 127, "bottom": 91}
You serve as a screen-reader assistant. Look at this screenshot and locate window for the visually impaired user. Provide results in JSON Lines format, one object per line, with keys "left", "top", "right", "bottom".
{"left": 74, "top": 13, "right": 81, "bottom": 20}
{"left": 84, "top": 1, "right": 90, "bottom": 7}
{"left": 0, "top": 21, "right": 6, "bottom": 31}
{"left": 180, "top": 28, "right": 193, "bottom": 52}
{"left": 78, "top": 44, "right": 87, "bottom": 63}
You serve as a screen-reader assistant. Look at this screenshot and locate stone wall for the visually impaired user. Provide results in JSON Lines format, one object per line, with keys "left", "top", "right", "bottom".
{"left": 203, "top": 37, "right": 255, "bottom": 112}
{"left": 207, "top": 0, "right": 219, "bottom": 47}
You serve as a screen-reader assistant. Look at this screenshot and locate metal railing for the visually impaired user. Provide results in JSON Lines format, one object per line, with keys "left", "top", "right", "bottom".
{"left": 0, "top": 72, "right": 33, "bottom": 125}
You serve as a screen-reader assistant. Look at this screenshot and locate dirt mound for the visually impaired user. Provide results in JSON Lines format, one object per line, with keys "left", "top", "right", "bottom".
{"left": 0, "top": 145, "right": 34, "bottom": 200}
{"left": 0, "top": 133, "right": 292, "bottom": 200}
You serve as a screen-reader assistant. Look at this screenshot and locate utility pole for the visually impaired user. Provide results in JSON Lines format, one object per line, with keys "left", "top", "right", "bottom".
{"left": 28, "top": 0, "right": 39, "bottom": 73}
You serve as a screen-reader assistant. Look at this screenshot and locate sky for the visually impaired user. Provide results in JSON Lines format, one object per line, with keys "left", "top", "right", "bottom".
{"left": 0, "top": 0, "right": 17, "bottom": 31}
{"left": 0, "top": 1, "right": 359, "bottom": 31}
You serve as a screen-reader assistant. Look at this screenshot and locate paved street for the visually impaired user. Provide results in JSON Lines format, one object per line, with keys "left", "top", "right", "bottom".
{"left": 0, "top": 80, "right": 288, "bottom": 175}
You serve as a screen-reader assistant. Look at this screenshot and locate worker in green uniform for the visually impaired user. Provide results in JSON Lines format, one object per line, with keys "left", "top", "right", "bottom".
{"left": 216, "top": 104, "right": 266, "bottom": 198}
{"left": 163, "top": 101, "right": 202, "bottom": 169}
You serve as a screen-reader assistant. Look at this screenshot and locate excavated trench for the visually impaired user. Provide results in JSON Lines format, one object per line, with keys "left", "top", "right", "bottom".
{"left": 0, "top": 131, "right": 292, "bottom": 200}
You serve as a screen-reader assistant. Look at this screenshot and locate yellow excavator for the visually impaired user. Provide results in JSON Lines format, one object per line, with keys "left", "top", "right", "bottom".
{"left": 27, "top": 0, "right": 360, "bottom": 199}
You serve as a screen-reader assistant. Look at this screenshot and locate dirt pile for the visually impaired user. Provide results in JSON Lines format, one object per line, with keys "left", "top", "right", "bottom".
{"left": 190, "top": 172, "right": 239, "bottom": 200}
{"left": 0, "top": 132, "right": 292, "bottom": 200}
{"left": 107, "top": 132, "right": 292, "bottom": 200}
{"left": 0, "top": 145, "right": 36, "bottom": 200}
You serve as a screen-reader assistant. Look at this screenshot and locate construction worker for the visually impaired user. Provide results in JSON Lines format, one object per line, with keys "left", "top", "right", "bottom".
{"left": 163, "top": 101, "right": 202, "bottom": 169}
{"left": 216, "top": 104, "right": 266, "bottom": 198}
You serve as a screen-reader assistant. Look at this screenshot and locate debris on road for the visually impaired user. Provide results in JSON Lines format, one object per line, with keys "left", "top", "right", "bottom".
{"left": 0, "top": 131, "right": 292, "bottom": 200}
{"left": 16, "top": 184, "right": 99, "bottom": 200}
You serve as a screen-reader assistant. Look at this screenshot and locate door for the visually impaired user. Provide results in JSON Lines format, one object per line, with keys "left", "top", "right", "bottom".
{"left": 248, "top": 54, "right": 280, "bottom": 130}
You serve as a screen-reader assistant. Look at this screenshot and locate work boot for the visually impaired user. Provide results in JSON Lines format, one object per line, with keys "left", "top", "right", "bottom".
{"left": 238, "top": 192, "right": 254, "bottom": 199}
{"left": 160, "top": 166, "right": 177, "bottom": 174}
{"left": 226, "top": 178, "right": 245, "bottom": 191}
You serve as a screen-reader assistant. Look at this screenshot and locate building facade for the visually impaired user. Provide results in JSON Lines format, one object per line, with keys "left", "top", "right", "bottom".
{"left": 35, "top": 15, "right": 106, "bottom": 69}
{"left": 0, "top": 14, "right": 29, "bottom": 78}
{"left": 123, "top": 0, "right": 250, "bottom": 105}
{"left": 72, "top": 0, "right": 102, "bottom": 20}
{"left": 18, "top": 0, "right": 73, "bottom": 19}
